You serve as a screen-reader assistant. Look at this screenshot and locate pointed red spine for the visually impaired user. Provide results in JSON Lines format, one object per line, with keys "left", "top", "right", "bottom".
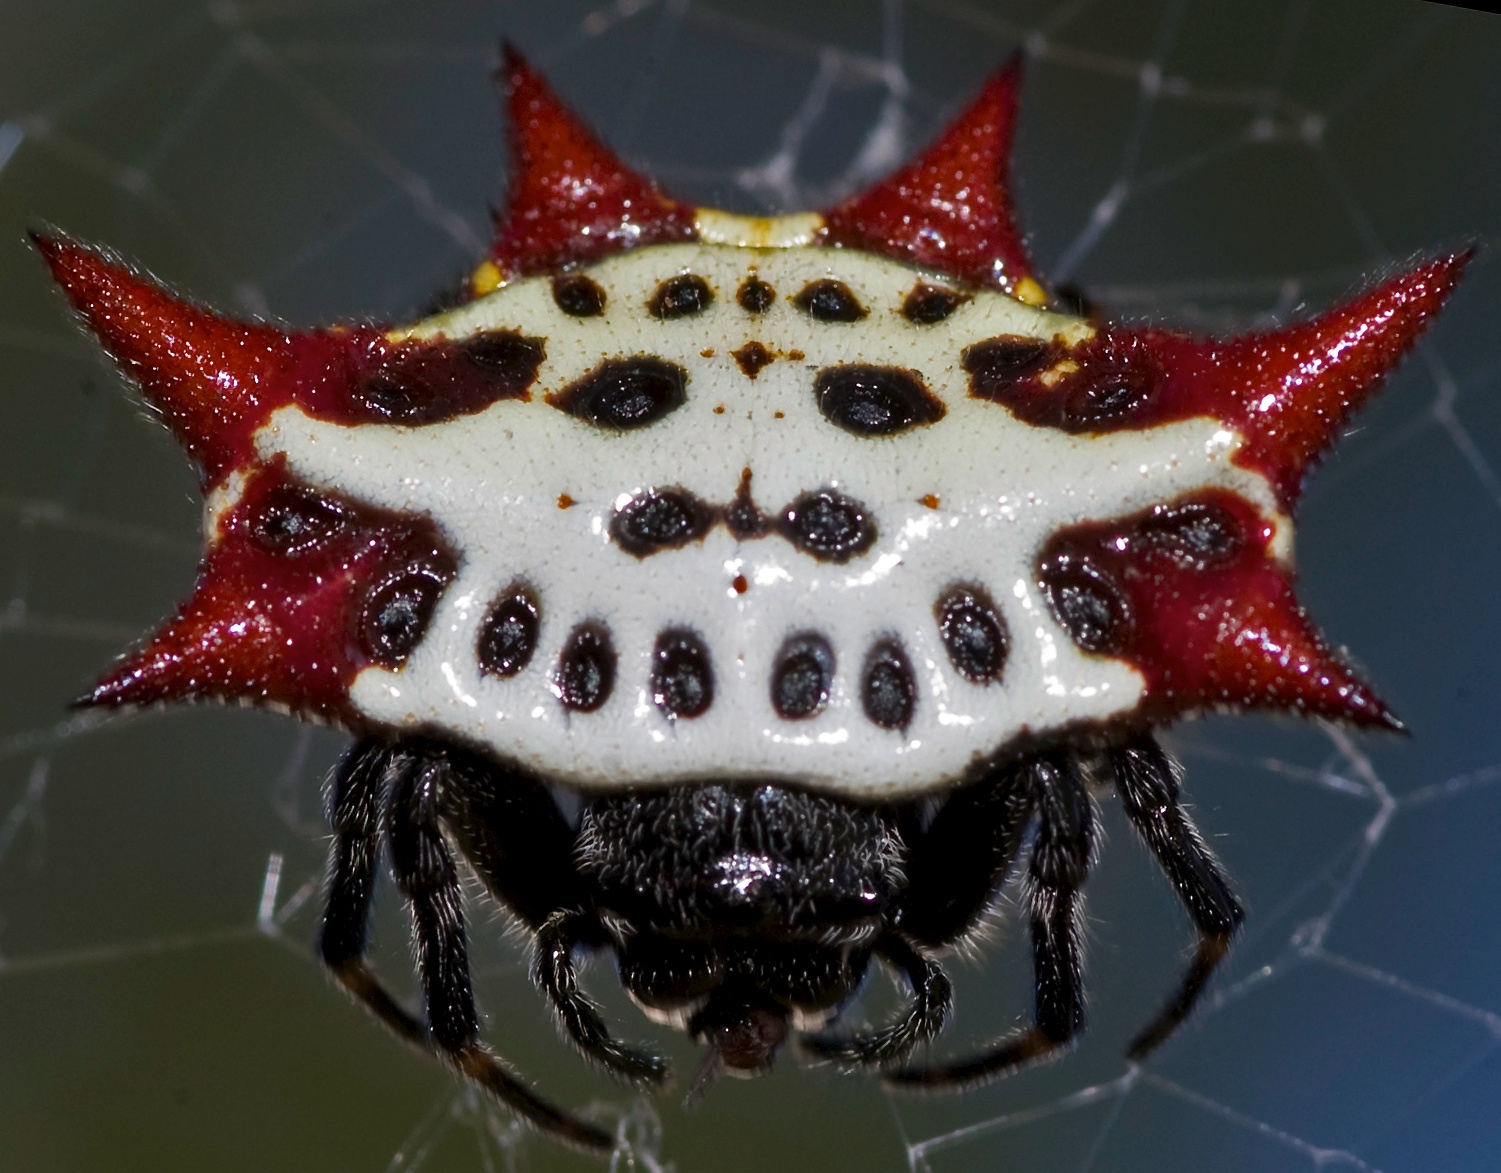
{"left": 80, "top": 461, "right": 457, "bottom": 719}
{"left": 35, "top": 233, "right": 293, "bottom": 485}
{"left": 1200, "top": 251, "right": 1471, "bottom": 505}
{"left": 1040, "top": 491, "right": 1399, "bottom": 729}
{"left": 976, "top": 251, "right": 1471, "bottom": 507}
{"left": 36, "top": 233, "right": 548, "bottom": 488}
{"left": 818, "top": 57, "right": 1038, "bottom": 295}
{"left": 488, "top": 44, "right": 697, "bottom": 280}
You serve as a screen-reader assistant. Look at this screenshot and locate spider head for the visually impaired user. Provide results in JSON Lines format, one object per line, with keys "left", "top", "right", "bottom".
{"left": 578, "top": 783, "right": 904, "bottom": 1074}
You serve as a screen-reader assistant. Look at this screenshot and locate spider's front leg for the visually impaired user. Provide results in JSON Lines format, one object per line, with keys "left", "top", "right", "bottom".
{"left": 1107, "top": 733, "right": 1244, "bottom": 1060}
{"left": 800, "top": 933, "right": 952, "bottom": 1068}
{"left": 805, "top": 755, "right": 1035, "bottom": 1070}
{"left": 317, "top": 738, "right": 614, "bottom": 1153}
{"left": 533, "top": 910, "right": 670, "bottom": 1084}
{"left": 888, "top": 749, "right": 1095, "bottom": 1090}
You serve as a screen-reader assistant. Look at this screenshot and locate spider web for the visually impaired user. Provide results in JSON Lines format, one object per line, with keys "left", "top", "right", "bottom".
{"left": 1, "top": 1, "right": 1499, "bottom": 1170}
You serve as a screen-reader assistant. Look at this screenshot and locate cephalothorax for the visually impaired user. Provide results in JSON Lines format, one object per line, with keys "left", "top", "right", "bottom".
{"left": 40, "top": 46, "right": 1466, "bottom": 1152}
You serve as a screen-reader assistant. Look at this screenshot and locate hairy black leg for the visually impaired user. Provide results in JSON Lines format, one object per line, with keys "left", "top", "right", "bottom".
{"left": 802, "top": 934, "right": 952, "bottom": 1067}
{"left": 888, "top": 750, "right": 1094, "bottom": 1090}
{"left": 533, "top": 910, "right": 669, "bottom": 1085}
{"left": 434, "top": 745, "right": 588, "bottom": 933}
{"left": 319, "top": 740, "right": 428, "bottom": 1045}
{"left": 896, "top": 756, "right": 1037, "bottom": 948}
{"left": 1109, "top": 734, "right": 1244, "bottom": 1060}
{"left": 318, "top": 740, "right": 612, "bottom": 1153}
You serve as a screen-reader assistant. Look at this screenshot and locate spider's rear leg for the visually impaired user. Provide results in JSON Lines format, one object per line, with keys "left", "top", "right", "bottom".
{"left": 318, "top": 738, "right": 614, "bottom": 1154}
{"left": 1108, "top": 734, "right": 1244, "bottom": 1060}
{"left": 888, "top": 749, "right": 1094, "bottom": 1090}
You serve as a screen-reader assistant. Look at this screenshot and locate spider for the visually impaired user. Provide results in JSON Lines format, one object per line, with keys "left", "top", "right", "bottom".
{"left": 37, "top": 45, "right": 1466, "bottom": 1154}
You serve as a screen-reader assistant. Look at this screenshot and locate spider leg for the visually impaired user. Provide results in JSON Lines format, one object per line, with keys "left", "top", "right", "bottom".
{"left": 801, "top": 933, "right": 952, "bottom": 1067}
{"left": 533, "top": 909, "right": 669, "bottom": 1085}
{"left": 1108, "top": 733, "right": 1244, "bottom": 1061}
{"left": 888, "top": 749, "right": 1093, "bottom": 1090}
{"left": 318, "top": 739, "right": 613, "bottom": 1154}
{"left": 896, "top": 755, "right": 1036, "bottom": 948}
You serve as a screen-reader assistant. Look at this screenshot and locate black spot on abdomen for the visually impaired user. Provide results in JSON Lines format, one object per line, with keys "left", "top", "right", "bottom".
{"left": 962, "top": 336, "right": 1059, "bottom": 402}
{"left": 549, "top": 357, "right": 687, "bottom": 430}
{"left": 771, "top": 633, "right": 834, "bottom": 719}
{"left": 552, "top": 274, "right": 607, "bottom": 317}
{"left": 652, "top": 629, "right": 715, "bottom": 719}
{"left": 778, "top": 490, "right": 876, "bottom": 563}
{"left": 1037, "top": 556, "right": 1133, "bottom": 655}
{"left": 477, "top": 588, "right": 540, "bottom": 678}
{"left": 902, "top": 283, "right": 968, "bottom": 324}
{"left": 357, "top": 569, "right": 449, "bottom": 668}
{"left": 793, "top": 279, "right": 867, "bottom": 322}
{"left": 862, "top": 639, "right": 916, "bottom": 730}
{"left": 935, "top": 585, "right": 1010, "bottom": 684}
{"left": 814, "top": 365, "right": 945, "bottom": 436}
{"left": 611, "top": 488, "right": 714, "bottom": 557}
{"left": 555, "top": 622, "right": 617, "bottom": 712}
{"left": 351, "top": 330, "right": 545, "bottom": 426}
{"left": 247, "top": 483, "right": 349, "bottom": 554}
{"left": 649, "top": 274, "right": 714, "bottom": 319}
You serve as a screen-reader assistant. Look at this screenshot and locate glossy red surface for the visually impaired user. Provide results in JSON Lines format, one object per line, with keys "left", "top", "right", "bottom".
{"left": 817, "top": 57, "right": 1036, "bottom": 293}
{"left": 79, "top": 460, "right": 457, "bottom": 719}
{"left": 35, "top": 234, "right": 542, "bottom": 485}
{"left": 489, "top": 45, "right": 697, "bottom": 279}
{"left": 1039, "top": 490, "right": 1397, "bottom": 729}
{"left": 985, "top": 252, "right": 1470, "bottom": 506}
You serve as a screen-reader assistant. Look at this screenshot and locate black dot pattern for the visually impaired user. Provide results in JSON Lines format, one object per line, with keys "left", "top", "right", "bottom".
{"left": 1136, "top": 500, "right": 1243, "bottom": 570}
{"left": 771, "top": 633, "right": 834, "bottom": 720}
{"left": 902, "top": 283, "right": 969, "bottom": 324}
{"left": 962, "top": 336, "right": 1059, "bottom": 400}
{"left": 1060, "top": 368, "right": 1156, "bottom": 429}
{"left": 460, "top": 331, "right": 547, "bottom": 377}
{"left": 610, "top": 488, "right": 714, "bottom": 557}
{"left": 1038, "top": 556, "right": 1133, "bottom": 655}
{"left": 355, "top": 371, "right": 427, "bottom": 422}
{"left": 935, "top": 585, "right": 1010, "bottom": 684}
{"left": 549, "top": 357, "right": 687, "bottom": 430}
{"left": 793, "top": 279, "right": 867, "bottom": 322}
{"left": 649, "top": 274, "right": 714, "bottom": 319}
{"left": 357, "top": 569, "right": 447, "bottom": 668}
{"left": 814, "top": 365, "right": 945, "bottom": 436}
{"left": 778, "top": 490, "right": 876, "bottom": 563}
{"left": 737, "top": 275, "right": 776, "bottom": 313}
{"left": 862, "top": 639, "right": 916, "bottom": 731}
{"left": 477, "top": 588, "right": 540, "bottom": 678}
{"left": 555, "top": 622, "right": 617, "bottom": 712}
{"left": 248, "top": 483, "right": 348, "bottom": 554}
{"left": 652, "top": 629, "right": 715, "bottom": 719}
{"left": 552, "top": 274, "right": 607, "bottom": 317}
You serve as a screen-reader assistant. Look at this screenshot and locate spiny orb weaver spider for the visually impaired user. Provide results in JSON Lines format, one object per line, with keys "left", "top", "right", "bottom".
{"left": 37, "top": 45, "right": 1467, "bottom": 1153}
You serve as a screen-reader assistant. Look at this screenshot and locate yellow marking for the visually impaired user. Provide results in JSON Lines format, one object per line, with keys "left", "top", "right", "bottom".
{"left": 470, "top": 260, "right": 503, "bottom": 297}
{"left": 1013, "top": 276, "right": 1048, "bottom": 307}
{"left": 1038, "top": 359, "right": 1079, "bottom": 388}
{"left": 695, "top": 208, "right": 823, "bottom": 248}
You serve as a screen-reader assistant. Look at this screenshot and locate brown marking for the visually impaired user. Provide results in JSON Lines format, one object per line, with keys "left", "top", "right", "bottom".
{"left": 733, "top": 341, "right": 775, "bottom": 379}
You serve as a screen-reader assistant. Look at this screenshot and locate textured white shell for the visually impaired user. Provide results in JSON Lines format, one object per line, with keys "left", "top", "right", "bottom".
{"left": 243, "top": 241, "right": 1283, "bottom": 798}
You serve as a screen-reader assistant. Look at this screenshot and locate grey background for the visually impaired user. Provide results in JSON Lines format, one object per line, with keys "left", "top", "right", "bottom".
{"left": 1, "top": 1, "right": 1499, "bottom": 1170}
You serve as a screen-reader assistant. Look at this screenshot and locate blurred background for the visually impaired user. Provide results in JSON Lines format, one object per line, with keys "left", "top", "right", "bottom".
{"left": 1, "top": 1, "right": 1499, "bottom": 1170}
